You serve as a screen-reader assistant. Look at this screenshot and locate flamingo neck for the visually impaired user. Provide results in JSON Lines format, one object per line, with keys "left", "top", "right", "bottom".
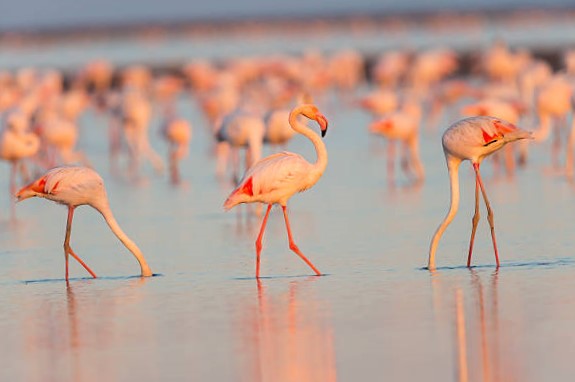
{"left": 94, "top": 201, "right": 153, "bottom": 277}
{"left": 428, "top": 155, "right": 461, "bottom": 270}
{"left": 289, "top": 107, "right": 328, "bottom": 174}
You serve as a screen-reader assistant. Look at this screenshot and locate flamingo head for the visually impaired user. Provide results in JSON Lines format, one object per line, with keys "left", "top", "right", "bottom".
{"left": 480, "top": 117, "right": 532, "bottom": 148}
{"left": 16, "top": 176, "right": 47, "bottom": 202}
{"left": 369, "top": 119, "right": 393, "bottom": 134}
{"left": 301, "top": 104, "right": 328, "bottom": 137}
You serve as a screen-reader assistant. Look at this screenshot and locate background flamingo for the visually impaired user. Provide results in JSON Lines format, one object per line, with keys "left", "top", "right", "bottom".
{"left": 16, "top": 166, "right": 153, "bottom": 281}
{"left": 161, "top": 113, "right": 192, "bottom": 184}
{"left": 369, "top": 97, "right": 424, "bottom": 186}
{"left": 428, "top": 116, "right": 531, "bottom": 270}
{"left": 215, "top": 109, "right": 265, "bottom": 182}
{"left": 0, "top": 109, "right": 40, "bottom": 198}
{"left": 223, "top": 104, "right": 328, "bottom": 278}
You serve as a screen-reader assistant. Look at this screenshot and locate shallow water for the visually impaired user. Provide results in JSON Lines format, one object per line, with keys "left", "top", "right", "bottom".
{"left": 3, "top": 29, "right": 575, "bottom": 382}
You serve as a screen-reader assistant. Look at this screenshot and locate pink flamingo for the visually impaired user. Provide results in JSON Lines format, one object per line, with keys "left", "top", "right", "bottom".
{"left": 161, "top": 115, "right": 192, "bottom": 184}
{"left": 16, "top": 166, "right": 153, "bottom": 281}
{"left": 428, "top": 116, "right": 531, "bottom": 270}
{"left": 0, "top": 109, "right": 40, "bottom": 196}
{"left": 215, "top": 109, "right": 265, "bottom": 182}
{"left": 223, "top": 104, "right": 328, "bottom": 278}
{"left": 369, "top": 97, "right": 424, "bottom": 186}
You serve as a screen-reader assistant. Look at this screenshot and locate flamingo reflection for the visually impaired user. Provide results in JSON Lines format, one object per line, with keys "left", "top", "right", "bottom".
{"left": 431, "top": 270, "right": 524, "bottom": 382}
{"left": 238, "top": 278, "right": 337, "bottom": 382}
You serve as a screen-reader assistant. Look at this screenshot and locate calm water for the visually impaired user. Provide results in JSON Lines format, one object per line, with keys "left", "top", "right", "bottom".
{"left": 2, "top": 26, "right": 575, "bottom": 382}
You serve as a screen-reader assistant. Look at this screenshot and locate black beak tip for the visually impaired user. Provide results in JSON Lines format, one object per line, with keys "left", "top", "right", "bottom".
{"left": 321, "top": 129, "right": 327, "bottom": 138}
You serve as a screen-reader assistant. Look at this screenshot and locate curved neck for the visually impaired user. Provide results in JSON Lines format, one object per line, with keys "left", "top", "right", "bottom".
{"left": 428, "top": 155, "right": 461, "bottom": 270}
{"left": 289, "top": 108, "right": 327, "bottom": 174}
{"left": 96, "top": 201, "right": 153, "bottom": 277}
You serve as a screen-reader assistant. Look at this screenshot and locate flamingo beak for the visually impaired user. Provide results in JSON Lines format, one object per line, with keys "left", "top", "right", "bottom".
{"left": 494, "top": 120, "right": 533, "bottom": 141}
{"left": 505, "top": 128, "right": 533, "bottom": 142}
{"left": 15, "top": 186, "right": 36, "bottom": 202}
{"left": 15, "top": 178, "right": 44, "bottom": 202}
{"left": 316, "top": 113, "right": 328, "bottom": 137}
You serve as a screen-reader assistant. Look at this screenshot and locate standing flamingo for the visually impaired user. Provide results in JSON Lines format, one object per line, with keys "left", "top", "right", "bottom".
{"left": 161, "top": 115, "right": 192, "bottom": 184}
{"left": 428, "top": 116, "right": 531, "bottom": 270}
{"left": 223, "top": 104, "right": 328, "bottom": 278}
{"left": 215, "top": 109, "right": 265, "bottom": 182}
{"left": 16, "top": 166, "right": 153, "bottom": 281}
{"left": 0, "top": 109, "right": 40, "bottom": 197}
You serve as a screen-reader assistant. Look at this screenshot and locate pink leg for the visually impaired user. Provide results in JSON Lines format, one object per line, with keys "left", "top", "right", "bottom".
{"left": 281, "top": 206, "right": 321, "bottom": 276}
{"left": 255, "top": 204, "right": 273, "bottom": 278}
{"left": 64, "top": 206, "right": 97, "bottom": 281}
{"left": 467, "top": 172, "right": 480, "bottom": 267}
{"left": 169, "top": 147, "right": 180, "bottom": 184}
{"left": 9, "top": 161, "right": 17, "bottom": 197}
{"left": 552, "top": 118, "right": 561, "bottom": 169}
{"left": 387, "top": 139, "right": 396, "bottom": 187}
{"left": 473, "top": 163, "right": 500, "bottom": 267}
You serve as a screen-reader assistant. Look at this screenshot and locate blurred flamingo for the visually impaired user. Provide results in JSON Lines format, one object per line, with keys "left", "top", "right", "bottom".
{"left": 369, "top": 97, "right": 424, "bottom": 186}
{"left": 215, "top": 109, "right": 265, "bottom": 181}
{"left": 428, "top": 116, "right": 531, "bottom": 270}
{"left": 16, "top": 166, "right": 153, "bottom": 281}
{"left": 223, "top": 104, "right": 328, "bottom": 278}
{"left": 121, "top": 89, "right": 164, "bottom": 178}
{"left": 533, "top": 75, "right": 573, "bottom": 168}
{"left": 0, "top": 109, "right": 40, "bottom": 197}
{"left": 161, "top": 112, "right": 192, "bottom": 184}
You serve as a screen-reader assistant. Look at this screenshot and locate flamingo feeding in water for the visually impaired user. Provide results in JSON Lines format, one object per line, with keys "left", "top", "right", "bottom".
{"left": 16, "top": 166, "right": 153, "bottom": 281}
{"left": 223, "top": 104, "right": 328, "bottom": 278}
{"left": 428, "top": 116, "right": 532, "bottom": 270}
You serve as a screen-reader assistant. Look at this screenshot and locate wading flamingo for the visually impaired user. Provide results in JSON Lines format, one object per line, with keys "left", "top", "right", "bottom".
{"left": 223, "top": 104, "right": 328, "bottom": 278}
{"left": 16, "top": 166, "right": 153, "bottom": 281}
{"left": 0, "top": 109, "right": 40, "bottom": 196}
{"left": 161, "top": 115, "right": 192, "bottom": 184}
{"left": 428, "top": 116, "right": 531, "bottom": 270}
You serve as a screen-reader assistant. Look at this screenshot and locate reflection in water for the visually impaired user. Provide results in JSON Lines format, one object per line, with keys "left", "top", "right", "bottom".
{"left": 238, "top": 278, "right": 337, "bottom": 382}
{"left": 18, "top": 277, "right": 151, "bottom": 381}
{"left": 432, "top": 270, "right": 524, "bottom": 382}
{"left": 455, "top": 288, "right": 468, "bottom": 382}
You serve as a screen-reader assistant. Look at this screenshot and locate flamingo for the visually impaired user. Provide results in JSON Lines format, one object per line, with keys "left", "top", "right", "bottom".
{"left": 223, "top": 104, "right": 328, "bottom": 278}
{"left": 215, "top": 109, "right": 265, "bottom": 182}
{"left": 16, "top": 166, "right": 153, "bottom": 281}
{"left": 369, "top": 97, "right": 424, "bottom": 186}
{"left": 263, "top": 109, "right": 296, "bottom": 149}
{"left": 428, "top": 116, "right": 532, "bottom": 270}
{"left": 161, "top": 114, "right": 192, "bottom": 184}
{"left": 0, "top": 109, "right": 40, "bottom": 196}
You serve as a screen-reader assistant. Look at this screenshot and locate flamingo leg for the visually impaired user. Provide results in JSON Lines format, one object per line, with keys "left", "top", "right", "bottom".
{"left": 387, "top": 139, "right": 396, "bottom": 187}
{"left": 400, "top": 140, "right": 411, "bottom": 178}
{"left": 467, "top": 172, "right": 480, "bottom": 267}
{"left": 169, "top": 146, "right": 179, "bottom": 184}
{"left": 9, "top": 161, "right": 18, "bottom": 197}
{"left": 567, "top": 118, "right": 575, "bottom": 179}
{"left": 255, "top": 204, "right": 273, "bottom": 278}
{"left": 281, "top": 206, "right": 321, "bottom": 276}
{"left": 232, "top": 148, "right": 241, "bottom": 184}
{"left": 552, "top": 118, "right": 561, "bottom": 169}
{"left": 64, "top": 206, "right": 97, "bottom": 281}
{"left": 473, "top": 163, "right": 500, "bottom": 267}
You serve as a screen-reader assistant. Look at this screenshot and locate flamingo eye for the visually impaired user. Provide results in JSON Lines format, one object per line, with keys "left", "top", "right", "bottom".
{"left": 481, "top": 128, "right": 502, "bottom": 146}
